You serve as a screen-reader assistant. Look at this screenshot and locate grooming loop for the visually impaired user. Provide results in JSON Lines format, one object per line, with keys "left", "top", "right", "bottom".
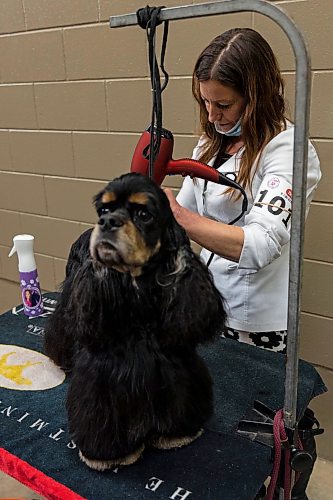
{"left": 110, "top": 1, "right": 315, "bottom": 497}
{"left": 266, "top": 410, "right": 293, "bottom": 500}
{"left": 237, "top": 401, "right": 323, "bottom": 498}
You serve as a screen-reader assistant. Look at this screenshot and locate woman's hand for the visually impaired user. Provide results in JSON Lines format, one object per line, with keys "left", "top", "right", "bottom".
{"left": 163, "top": 188, "right": 183, "bottom": 222}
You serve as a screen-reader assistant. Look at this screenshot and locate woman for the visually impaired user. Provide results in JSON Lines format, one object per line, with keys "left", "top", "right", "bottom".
{"left": 24, "top": 289, "right": 33, "bottom": 307}
{"left": 164, "top": 28, "right": 321, "bottom": 353}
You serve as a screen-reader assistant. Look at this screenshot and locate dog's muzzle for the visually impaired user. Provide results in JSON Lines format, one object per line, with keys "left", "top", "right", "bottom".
{"left": 89, "top": 221, "right": 124, "bottom": 267}
{"left": 94, "top": 240, "right": 122, "bottom": 266}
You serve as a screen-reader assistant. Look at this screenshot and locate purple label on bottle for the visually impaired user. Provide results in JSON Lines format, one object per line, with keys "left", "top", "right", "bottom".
{"left": 20, "top": 270, "right": 44, "bottom": 317}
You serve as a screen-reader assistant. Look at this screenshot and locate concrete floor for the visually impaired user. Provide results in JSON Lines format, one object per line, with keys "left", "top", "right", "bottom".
{"left": 0, "top": 457, "right": 332, "bottom": 499}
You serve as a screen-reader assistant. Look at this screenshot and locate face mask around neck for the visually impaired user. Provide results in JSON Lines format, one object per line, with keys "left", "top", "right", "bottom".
{"left": 214, "top": 118, "right": 242, "bottom": 137}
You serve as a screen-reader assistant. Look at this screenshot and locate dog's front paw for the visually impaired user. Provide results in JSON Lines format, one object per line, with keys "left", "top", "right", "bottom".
{"left": 78, "top": 444, "right": 145, "bottom": 471}
{"left": 151, "top": 429, "right": 203, "bottom": 450}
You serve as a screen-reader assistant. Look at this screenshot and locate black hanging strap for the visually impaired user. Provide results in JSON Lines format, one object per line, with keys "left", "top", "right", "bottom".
{"left": 137, "top": 5, "right": 163, "bottom": 29}
{"left": 136, "top": 6, "right": 169, "bottom": 178}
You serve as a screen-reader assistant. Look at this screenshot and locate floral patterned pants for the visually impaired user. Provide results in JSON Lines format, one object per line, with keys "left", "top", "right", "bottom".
{"left": 222, "top": 327, "right": 287, "bottom": 354}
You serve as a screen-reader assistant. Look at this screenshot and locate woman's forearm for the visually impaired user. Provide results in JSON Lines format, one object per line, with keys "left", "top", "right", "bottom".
{"left": 172, "top": 202, "right": 244, "bottom": 262}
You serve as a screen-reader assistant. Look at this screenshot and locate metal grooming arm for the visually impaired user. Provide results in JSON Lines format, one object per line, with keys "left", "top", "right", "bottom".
{"left": 110, "top": 0, "right": 311, "bottom": 433}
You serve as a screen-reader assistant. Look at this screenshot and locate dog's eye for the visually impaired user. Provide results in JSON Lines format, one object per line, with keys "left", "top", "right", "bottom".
{"left": 135, "top": 209, "right": 152, "bottom": 222}
{"left": 97, "top": 207, "right": 110, "bottom": 217}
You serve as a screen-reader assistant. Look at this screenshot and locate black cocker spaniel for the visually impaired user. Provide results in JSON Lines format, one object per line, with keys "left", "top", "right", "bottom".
{"left": 44, "top": 172, "right": 226, "bottom": 471}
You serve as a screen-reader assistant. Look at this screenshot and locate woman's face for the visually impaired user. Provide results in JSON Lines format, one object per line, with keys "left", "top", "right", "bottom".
{"left": 199, "top": 80, "right": 245, "bottom": 132}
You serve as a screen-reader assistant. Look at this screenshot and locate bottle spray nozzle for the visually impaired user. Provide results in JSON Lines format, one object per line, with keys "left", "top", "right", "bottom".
{"left": 8, "top": 246, "right": 16, "bottom": 257}
{"left": 8, "top": 235, "right": 36, "bottom": 273}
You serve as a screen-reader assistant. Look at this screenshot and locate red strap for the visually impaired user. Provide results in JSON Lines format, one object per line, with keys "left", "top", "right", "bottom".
{"left": 0, "top": 447, "right": 86, "bottom": 500}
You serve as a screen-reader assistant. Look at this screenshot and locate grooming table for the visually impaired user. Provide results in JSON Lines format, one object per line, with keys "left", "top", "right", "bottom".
{"left": 0, "top": 294, "right": 326, "bottom": 500}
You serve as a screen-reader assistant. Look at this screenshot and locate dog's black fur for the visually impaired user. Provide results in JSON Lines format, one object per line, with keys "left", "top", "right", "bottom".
{"left": 44, "top": 172, "right": 226, "bottom": 470}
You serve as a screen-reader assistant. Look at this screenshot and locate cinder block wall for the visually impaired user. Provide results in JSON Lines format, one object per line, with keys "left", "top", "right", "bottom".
{"left": 0, "top": 0, "right": 332, "bottom": 459}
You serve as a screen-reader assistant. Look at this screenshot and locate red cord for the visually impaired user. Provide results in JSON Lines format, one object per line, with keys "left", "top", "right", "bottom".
{"left": 266, "top": 409, "right": 292, "bottom": 500}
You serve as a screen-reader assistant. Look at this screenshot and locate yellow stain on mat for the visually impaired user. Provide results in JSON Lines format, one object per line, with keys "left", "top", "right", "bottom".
{"left": 0, "top": 345, "right": 66, "bottom": 391}
{"left": 0, "top": 352, "right": 41, "bottom": 385}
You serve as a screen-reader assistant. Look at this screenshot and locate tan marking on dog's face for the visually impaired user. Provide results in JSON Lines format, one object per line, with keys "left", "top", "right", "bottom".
{"left": 128, "top": 193, "right": 149, "bottom": 205}
{"left": 101, "top": 191, "right": 116, "bottom": 203}
{"left": 122, "top": 220, "right": 161, "bottom": 266}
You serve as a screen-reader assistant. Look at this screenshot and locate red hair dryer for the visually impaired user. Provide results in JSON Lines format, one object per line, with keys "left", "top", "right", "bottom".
{"left": 131, "top": 126, "right": 247, "bottom": 196}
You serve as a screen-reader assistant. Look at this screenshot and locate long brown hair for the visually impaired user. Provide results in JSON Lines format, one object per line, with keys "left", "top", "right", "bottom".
{"left": 192, "top": 28, "right": 287, "bottom": 196}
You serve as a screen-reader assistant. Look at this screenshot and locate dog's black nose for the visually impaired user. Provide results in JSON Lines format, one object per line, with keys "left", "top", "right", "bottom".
{"left": 98, "top": 213, "right": 123, "bottom": 232}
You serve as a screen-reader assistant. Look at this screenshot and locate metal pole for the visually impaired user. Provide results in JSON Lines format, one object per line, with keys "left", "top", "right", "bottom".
{"left": 110, "top": 0, "right": 311, "bottom": 430}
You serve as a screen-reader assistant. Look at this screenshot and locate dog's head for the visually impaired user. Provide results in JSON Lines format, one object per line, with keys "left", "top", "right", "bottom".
{"left": 90, "top": 173, "right": 175, "bottom": 276}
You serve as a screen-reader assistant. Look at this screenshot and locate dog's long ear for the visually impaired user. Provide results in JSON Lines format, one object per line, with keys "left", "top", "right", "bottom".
{"left": 162, "top": 214, "right": 191, "bottom": 252}
{"left": 158, "top": 218, "right": 226, "bottom": 347}
{"left": 65, "top": 228, "right": 93, "bottom": 280}
{"left": 67, "top": 261, "right": 128, "bottom": 346}
{"left": 44, "top": 229, "right": 95, "bottom": 369}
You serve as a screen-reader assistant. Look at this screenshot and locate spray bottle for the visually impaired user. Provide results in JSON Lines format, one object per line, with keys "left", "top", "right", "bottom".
{"left": 9, "top": 234, "right": 44, "bottom": 317}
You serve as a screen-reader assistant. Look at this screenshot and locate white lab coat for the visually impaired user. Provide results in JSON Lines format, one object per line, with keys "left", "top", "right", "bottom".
{"left": 177, "top": 125, "right": 321, "bottom": 331}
